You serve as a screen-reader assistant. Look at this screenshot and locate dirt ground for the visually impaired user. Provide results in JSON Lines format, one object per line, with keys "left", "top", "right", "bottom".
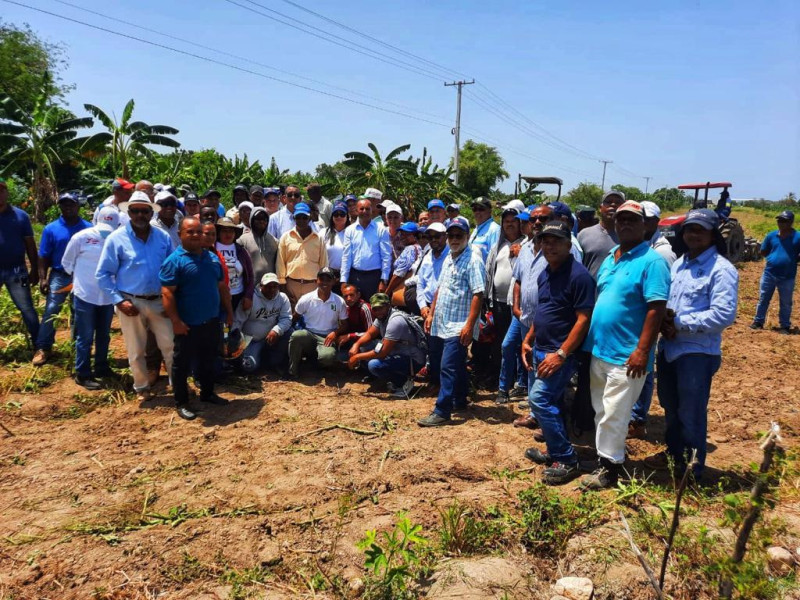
{"left": 1, "top": 259, "right": 799, "bottom": 600}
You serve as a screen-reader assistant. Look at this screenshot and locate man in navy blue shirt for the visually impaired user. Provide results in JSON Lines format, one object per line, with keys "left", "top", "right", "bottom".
{"left": 161, "top": 217, "right": 233, "bottom": 420}
{"left": 0, "top": 178, "right": 40, "bottom": 343}
{"left": 521, "top": 222, "right": 595, "bottom": 485}
{"left": 751, "top": 210, "right": 800, "bottom": 334}
{"left": 32, "top": 193, "right": 90, "bottom": 366}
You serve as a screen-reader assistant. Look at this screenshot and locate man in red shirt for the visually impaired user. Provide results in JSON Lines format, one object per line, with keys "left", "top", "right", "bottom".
{"left": 336, "top": 283, "right": 374, "bottom": 359}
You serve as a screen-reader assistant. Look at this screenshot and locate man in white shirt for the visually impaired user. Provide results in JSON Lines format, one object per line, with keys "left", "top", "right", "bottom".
{"left": 288, "top": 267, "right": 349, "bottom": 379}
{"left": 61, "top": 206, "right": 120, "bottom": 389}
{"left": 151, "top": 191, "right": 182, "bottom": 249}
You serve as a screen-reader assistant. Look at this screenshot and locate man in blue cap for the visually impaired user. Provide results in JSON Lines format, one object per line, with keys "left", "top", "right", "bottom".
{"left": 646, "top": 209, "right": 738, "bottom": 478}
{"left": 751, "top": 210, "right": 800, "bottom": 334}
{"left": 427, "top": 199, "right": 446, "bottom": 224}
{"left": 32, "top": 192, "right": 91, "bottom": 366}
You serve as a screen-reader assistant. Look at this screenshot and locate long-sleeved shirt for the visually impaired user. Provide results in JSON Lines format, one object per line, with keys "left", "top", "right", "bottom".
{"left": 276, "top": 228, "right": 327, "bottom": 284}
{"left": 660, "top": 246, "right": 738, "bottom": 363}
{"left": 234, "top": 288, "right": 293, "bottom": 339}
{"left": 469, "top": 219, "right": 500, "bottom": 263}
{"left": 512, "top": 243, "right": 547, "bottom": 328}
{"left": 238, "top": 229, "right": 278, "bottom": 283}
{"left": 416, "top": 246, "right": 450, "bottom": 310}
{"left": 268, "top": 206, "right": 319, "bottom": 240}
{"left": 96, "top": 223, "right": 173, "bottom": 305}
{"left": 431, "top": 249, "right": 486, "bottom": 339}
{"left": 340, "top": 220, "right": 392, "bottom": 283}
{"left": 61, "top": 226, "right": 114, "bottom": 306}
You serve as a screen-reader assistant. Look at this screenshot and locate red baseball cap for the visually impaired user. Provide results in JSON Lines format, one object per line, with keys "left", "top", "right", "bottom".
{"left": 112, "top": 178, "right": 134, "bottom": 191}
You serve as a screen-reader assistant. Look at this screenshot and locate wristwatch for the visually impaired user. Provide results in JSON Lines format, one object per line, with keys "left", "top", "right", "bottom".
{"left": 556, "top": 349, "right": 568, "bottom": 360}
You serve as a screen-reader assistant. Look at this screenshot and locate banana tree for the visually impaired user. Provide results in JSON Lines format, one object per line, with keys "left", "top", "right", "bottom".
{"left": 83, "top": 99, "right": 180, "bottom": 179}
{"left": 341, "top": 143, "right": 417, "bottom": 199}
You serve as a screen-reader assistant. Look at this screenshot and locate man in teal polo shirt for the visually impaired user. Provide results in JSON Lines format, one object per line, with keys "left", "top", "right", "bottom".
{"left": 581, "top": 200, "right": 671, "bottom": 490}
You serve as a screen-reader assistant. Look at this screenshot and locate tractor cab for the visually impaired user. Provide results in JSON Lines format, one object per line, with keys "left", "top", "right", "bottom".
{"left": 517, "top": 176, "right": 564, "bottom": 202}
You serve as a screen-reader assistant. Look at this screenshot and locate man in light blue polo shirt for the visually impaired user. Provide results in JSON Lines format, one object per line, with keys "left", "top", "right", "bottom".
{"left": 581, "top": 200, "right": 671, "bottom": 490}
{"left": 340, "top": 198, "right": 392, "bottom": 300}
{"left": 468, "top": 196, "right": 500, "bottom": 262}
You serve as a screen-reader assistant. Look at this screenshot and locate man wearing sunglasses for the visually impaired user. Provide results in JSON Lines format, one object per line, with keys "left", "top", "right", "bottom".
{"left": 276, "top": 202, "right": 328, "bottom": 306}
{"left": 468, "top": 197, "right": 500, "bottom": 263}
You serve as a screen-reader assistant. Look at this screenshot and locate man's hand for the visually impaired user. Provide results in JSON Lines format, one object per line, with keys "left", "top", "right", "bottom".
{"left": 27, "top": 271, "right": 38, "bottom": 287}
{"left": 424, "top": 314, "right": 433, "bottom": 335}
{"left": 349, "top": 344, "right": 361, "bottom": 358}
{"left": 336, "top": 334, "right": 351, "bottom": 348}
{"left": 509, "top": 243, "right": 521, "bottom": 258}
{"left": 537, "top": 352, "right": 565, "bottom": 379}
{"left": 266, "top": 330, "right": 280, "bottom": 345}
{"left": 117, "top": 300, "right": 139, "bottom": 317}
{"left": 660, "top": 309, "right": 677, "bottom": 339}
{"left": 324, "top": 331, "right": 337, "bottom": 347}
{"left": 241, "top": 297, "right": 252, "bottom": 311}
{"left": 39, "top": 278, "right": 49, "bottom": 296}
{"left": 347, "top": 354, "right": 361, "bottom": 370}
{"left": 378, "top": 280, "right": 387, "bottom": 293}
{"left": 625, "top": 348, "right": 649, "bottom": 379}
{"left": 459, "top": 323, "right": 473, "bottom": 347}
{"left": 420, "top": 306, "right": 430, "bottom": 320}
{"left": 172, "top": 319, "right": 189, "bottom": 335}
{"left": 521, "top": 339, "right": 533, "bottom": 371}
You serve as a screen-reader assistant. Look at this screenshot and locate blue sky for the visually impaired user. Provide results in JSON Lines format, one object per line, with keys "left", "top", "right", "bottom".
{"left": 4, "top": 0, "right": 798, "bottom": 199}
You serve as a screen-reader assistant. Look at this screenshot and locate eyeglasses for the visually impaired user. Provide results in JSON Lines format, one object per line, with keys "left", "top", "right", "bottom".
{"left": 530, "top": 215, "right": 550, "bottom": 222}
{"left": 602, "top": 198, "right": 622, "bottom": 206}
{"left": 128, "top": 208, "right": 152, "bottom": 216}
{"left": 286, "top": 192, "right": 302, "bottom": 199}
{"left": 446, "top": 232, "right": 466, "bottom": 239}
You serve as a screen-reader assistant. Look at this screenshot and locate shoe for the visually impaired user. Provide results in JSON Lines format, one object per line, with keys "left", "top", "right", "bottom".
{"left": 94, "top": 368, "right": 115, "bottom": 378}
{"left": 627, "top": 421, "right": 647, "bottom": 440}
{"left": 517, "top": 400, "right": 529, "bottom": 410}
{"left": 147, "top": 370, "right": 160, "bottom": 387}
{"left": 75, "top": 376, "right": 102, "bottom": 391}
{"left": 543, "top": 462, "right": 581, "bottom": 485}
{"left": 644, "top": 450, "right": 687, "bottom": 475}
{"left": 136, "top": 389, "right": 152, "bottom": 402}
{"left": 749, "top": 322, "right": 763, "bottom": 330}
{"left": 509, "top": 385, "right": 527, "bottom": 399}
{"left": 453, "top": 403, "right": 470, "bottom": 413}
{"left": 524, "top": 447, "right": 552, "bottom": 465}
{"left": 391, "top": 379, "right": 415, "bottom": 399}
{"left": 413, "top": 365, "right": 429, "bottom": 383}
{"left": 32, "top": 349, "right": 49, "bottom": 366}
{"left": 778, "top": 327, "right": 792, "bottom": 335}
{"left": 579, "top": 459, "right": 620, "bottom": 491}
{"left": 513, "top": 415, "right": 538, "bottom": 429}
{"left": 495, "top": 389, "right": 511, "bottom": 404}
{"left": 417, "top": 412, "right": 450, "bottom": 427}
{"left": 176, "top": 406, "right": 196, "bottom": 420}
{"left": 201, "top": 394, "right": 229, "bottom": 406}
{"left": 533, "top": 430, "right": 546, "bottom": 443}
{"left": 386, "top": 381, "right": 397, "bottom": 393}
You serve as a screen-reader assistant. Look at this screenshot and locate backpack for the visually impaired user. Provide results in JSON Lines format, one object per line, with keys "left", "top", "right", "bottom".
{"left": 388, "top": 310, "right": 428, "bottom": 354}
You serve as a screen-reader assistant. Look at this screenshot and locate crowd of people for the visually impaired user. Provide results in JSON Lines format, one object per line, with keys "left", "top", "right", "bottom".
{"left": 1, "top": 174, "right": 798, "bottom": 490}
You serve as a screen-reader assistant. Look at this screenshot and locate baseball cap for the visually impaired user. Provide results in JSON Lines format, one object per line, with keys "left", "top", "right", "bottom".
{"left": 183, "top": 192, "right": 200, "bottom": 204}
{"left": 238, "top": 201, "right": 254, "bottom": 213}
{"left": 616, "top": 200, "right": 645, "bottom": 218}
{"left": 155, "top": 190, "right": 177, "bottom": 205}
{"left": 233, "top": 184, "right": 248, "bottom": 194}
{"left": 427, "top": 199, "right": 445, "bottom": 210}
{"left": 317, "top": 266, "right": 335, "bottom": 279}
{"left": 332, "top": 201, "right": 348, "bottom": 215}
{"left": 602, "top": 190, "right": 626, "bottom": 204}
{"left": 260, "top": 273, "right": 279, "bottom": 286}
{"left": 503, "top": 199, "right": 525, "bottom": 213}
{"left": 120, "top": 191, "right": 159, "bottom": 213}
{"left": 58, "top": 192, "right": 78, "bottom": 204}
{"left": 249, "top": 185, "right": 264, "bottom": 196}
{"left": 264, "top": 187, "right": 279, "bottom": 197}
{"left": 777, "top": 210, "right": 795, "bottom": 222}
{"left": 518, "top": 210, "right": 531, "bottom": 222}
{"left": 683, "top": 209, "right": 719, "bottom": 231}
{"left": 427, "top": 222, "right": 446, "bottom": 234}
{"left": 96, "top": 206, "right": 120, "bottom": 233}
{"left": 369, "top": 293, "right": 391, "bottom": 308}
{"left": 202, "top": 188, "right": 221, "bottom": 199}
{"left": 293, "top": 202, "right": 311, "bottom": 216}
{"left": 640, "top": 201, "right": 662, "bottom": 219}
{"left": 360, "top": 187, "right": 383, "bottom": 201}
{"left": 398, "top": 222, "right": 418, "bottom": 233}
{"left": 547, "top": 201, "right": 573, "bottom": 219}
{"left": 446, "top": 216, "right": 470, "bottom": 233}
{"left": 537, "top": 221, "right": 572, "bottom": 240}
{"left": 576, "top": 205, "right": 596, "bottom": 216}
{"left": 471, "top": 197, "right": 492, "bottom": 209}
{"left": 385, "top": 203, "right": 403, "bottom": 216}
{"left": 446, "top": 203, "right": 461, "bottom": 211}
{"left": 344, "top": 193, "right": 358, "bottom": 203}
{"left": 112, "top": 178, "right": 134, "bottom": 191}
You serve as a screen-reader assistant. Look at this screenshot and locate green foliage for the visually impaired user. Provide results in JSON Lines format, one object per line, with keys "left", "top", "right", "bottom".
{"left": 357, "top": 513, "right": 427, "bottom": 600}
{"left": 610, "top": 183, "right": 645, "bottom": 201}
{"left": 456, "top": 139, "right": 509, "bottom": 198}
{"left": 651, "top": 186, "right": 691, "bottom": 212}
{"left": 564, "top": 182, "right": 604, "bottom": 208}
{"left": 437, "top": 500, "right": 506, "bottom": 555}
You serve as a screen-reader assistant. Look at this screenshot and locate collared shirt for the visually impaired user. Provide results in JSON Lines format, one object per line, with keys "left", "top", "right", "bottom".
{"left": 340, "top": 220, "right": 393, "bottom": 282}
{"left": 761, "top": 229, "right": 800, "bottom": 279}
{"left": 61, "top": 226, "right": 114, "bottom": 306}
{"left": 313, "top": 196, "right": 333, "bottom": 228}
{"left": 512, "top": 243, "right": 547, "bottom": 328}
{"left": 151, "top": 216, "right": 181, "bottom": 250}
{"left": 661, "top": 246, "right": 738, "bottom": 362}
{"left": 96, "top": 223, "right": 173, "bottom": 305}
{"left": 268, "top": 206, "right": 319, "bottom": 240}
{"left": 295, "top": 290, "right": 347, "bottom": 336}
{"left": 469, "top": 219, "right": 500, "bottom": 263}
{"left": 649, "top": 230, "right": 677, "bottom": 267}
{"left": 93, "top": 197, "right": 129, "bottom": 228}
{"left": 583, "top": 241, "right": 671, "bottom": 369}
{"left": 416, "top": 246, "right": 450, "bottom": 310}
{"left": 431, "top": 248, "right": 486, "bottom": 339}
{"left": 393, "top": 243, "right": 421, "bottom": 277}
{"left": 577, "top": 223, "right": 618, "bottom": 279}
{"left": 276, "top": 228, "right": 327, "bottom": 284}
{"left": 159, "top": 247, "right": 223, "bottom": 325}
{"left": 38, "top": 216, "right": 91, "bottom": 270}
{"left": 571, "top": 233, "right": 584, "bottom": 261}
{"left": 0, "top": 204, "right": 34, "bottom": 270}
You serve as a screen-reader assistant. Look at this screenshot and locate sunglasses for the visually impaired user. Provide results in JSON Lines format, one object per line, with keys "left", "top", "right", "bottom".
{"left": 333, "top": 212, "right": 347, "bottom": 217}
{"left": 286, "top": 192, "right": 302, "bottom": 199}
{"left": 128, "top": 208, "right": 152, "bottom": 216}
{"left": 447, "top": 231, "right": 467, "bottom": 239}
{"left": 530, "top": 215, "right": 549, "bottom": 222}
{"left": 472, "top": 206, "right": 489, "bottom": 212}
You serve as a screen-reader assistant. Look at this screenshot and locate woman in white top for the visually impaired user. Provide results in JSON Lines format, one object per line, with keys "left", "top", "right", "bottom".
{"left": 215, "top": 218, "right": 255, "bottom": 312}
{"left": 320, "top": 201, "right": 350, "bottom": 278}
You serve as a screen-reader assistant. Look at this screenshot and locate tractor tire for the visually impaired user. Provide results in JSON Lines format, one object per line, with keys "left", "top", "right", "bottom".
{"left": 720, "top": 219, "right": 745, "bottom": 263}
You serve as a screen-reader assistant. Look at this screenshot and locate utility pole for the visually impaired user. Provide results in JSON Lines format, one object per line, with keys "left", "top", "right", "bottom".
{"left": 644, "top": 176, "right": 652, "bottom": 195}
{"left": 599, "top": 159, "right": 613, "bottom": 191}
{"left": 445, "top": 79, "right": 474, "bottom": 186}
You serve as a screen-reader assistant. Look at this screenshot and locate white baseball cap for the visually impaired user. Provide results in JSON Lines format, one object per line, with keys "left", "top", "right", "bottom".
{"left": 96, "top": 205, "right": 120, "bottom": 232}
{"left": 427, "top": 222, "right": 447, "bottom": 234}
{"left": 640, "top": 200, "right": 662, "bottom": 219}
{"left": 503, "top": 199, "right": 526, "bottom": 213}
{"left": 360, "top": 187, "right": 383, "bottom": 201}
{"left": 385, "top": 202, "right": 403, "bottom": 216}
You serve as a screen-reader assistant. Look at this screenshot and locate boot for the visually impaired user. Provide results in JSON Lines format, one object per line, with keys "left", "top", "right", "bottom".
{"left": 580, "top": 458, "right": 620, "bottom": 491}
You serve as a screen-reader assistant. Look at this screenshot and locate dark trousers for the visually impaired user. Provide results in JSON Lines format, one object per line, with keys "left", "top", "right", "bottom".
{"left": 490, "top": 302, "right": 512, "bottom": 382}
{"left": 572, "top": 350, "right": 595, "bottom": 432}
{"left": 432, "top": 336, "right": 469, "bottom": 419}
{"left": 349, "top": 268, "right": 381, "bottom": 301}
{"left": 173, "top": 318, "right": 221, "bottom": 407}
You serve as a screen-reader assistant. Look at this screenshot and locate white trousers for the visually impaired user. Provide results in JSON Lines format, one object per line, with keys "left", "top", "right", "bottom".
{"left": 590, "top": 356, "right": 648, "bottom": 464}
{"left": 116, "top": 297, "right": 174, "bottom": 392}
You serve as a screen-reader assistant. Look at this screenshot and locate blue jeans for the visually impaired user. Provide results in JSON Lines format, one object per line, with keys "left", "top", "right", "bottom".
{"left": 368, "top": 355, "right": 423, "bottom": 388}
{"left": 657, "top": 352, "right": 721, "bottom": 474}
{"left": 0, "top": 265, "right": 39, "bottom": 341}
{"left": 754, "top": 271, "right": 795, "bottom": 329}
{"left": 72, "top": 296, "right": 114, "bottom": 378}
{"left": 432, "top": 336, "right": 468, "bottom": 419}
{"left": 241, "top": 330, "right": 291, "bottom": 373}
{"left": 499, "top": 316, "right": 528, "bottom": 392}
{"left": 528, "top": 350, "right": 578, "bottom": 463}
{"left": 630, "top": 371, "right": 655, "bottom": 424}
{"left": 35, "top": 270, "right": 72, "bottom": 350}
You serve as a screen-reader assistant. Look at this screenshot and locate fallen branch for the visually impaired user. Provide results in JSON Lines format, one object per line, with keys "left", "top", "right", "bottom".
{"left": 0, "top": 422, "right": 14, "bottom": 437}
{"left": 659, "top": 449, "right": 698, "bottom": 589}
{"left": 292, "top": 423, "right": 380, "bottom": 441}
{"left": 619, "top": 511, "right": 664, "bottom": 600}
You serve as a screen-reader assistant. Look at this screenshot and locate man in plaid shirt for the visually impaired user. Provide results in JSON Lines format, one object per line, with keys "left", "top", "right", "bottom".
{"left": 418, "top": 216, "right": 486, "bottom": 427}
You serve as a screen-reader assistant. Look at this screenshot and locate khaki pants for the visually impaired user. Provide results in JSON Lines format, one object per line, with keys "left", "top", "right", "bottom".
{"left": 116, "top": 297, "right": 174, "bottom": 392}
{"left": 285, "top": 279, "right": 317, "bottom": 307}
{"left": 288, "top": 329, "right": 337, "bottom": 376}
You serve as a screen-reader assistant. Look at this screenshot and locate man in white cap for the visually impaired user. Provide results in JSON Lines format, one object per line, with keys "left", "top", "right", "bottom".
{"left": 96, "top": 192, "right": 175, "bottom": 401}
{"left": 61, "top": 206, "right": 120, "bottom": 390}
{"left": 151, "top": 190, "right": 182, "bottom": 250}
{"left": 383, "top": 202, "right": 404, "bottom": 258}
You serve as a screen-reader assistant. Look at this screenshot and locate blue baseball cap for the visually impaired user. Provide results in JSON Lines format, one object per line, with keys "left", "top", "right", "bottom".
{"left": 777, "top": 210, "right": 795, "bottom": 222}
{"left": 548, "top": 201, "right": 573, "bottom": 219}
{"left": 445, "top": 216, "right": 470, "bottom": 233}
{"left": 332, "top": 201, "right": 348, "bottom": 215}
{"left": 683, "top": 209, "right": 719, "bottom": 231}
{"left": 293, "top": 202, "right": 311, "bottom": 217}
{"left": 264, "top": 187, "right": 279, "bottom": 196}
{"left": 345, "top": 193, "right": 358, "bottom": 203}
{"left": 58, "top": 192, "right": 78, "bottom": 204}
{"left": 518, "top": 210, "right": 531, "bottom": 222}
{"left": 428, "top": 199, "right": 445, "bottom": 210}
{"left": 398, "top": 222, "right": 419, "bottom": 233}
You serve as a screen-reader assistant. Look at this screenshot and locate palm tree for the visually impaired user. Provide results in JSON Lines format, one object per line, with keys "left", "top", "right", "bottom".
{"left": 342, "top": 143, "right": 417, "bottom": 198}
{"left": 0, "top": 74, "right": 95, "bottom": 219}
{"left": 83, "top": 99, "right": 180, "bottom": 179}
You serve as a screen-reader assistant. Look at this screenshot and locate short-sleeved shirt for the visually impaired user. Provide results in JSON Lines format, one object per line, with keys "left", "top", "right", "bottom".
{"left": 377, "top": 310, "right": 426, "bottom": 364}
{"left": 38, "top": 216, "right": 91, "bottom": 270}
{"left": 61, "top": 227, "right": 114, "bottom": 305}
{"left": 761, "top": 229, "right": 800, "bottom": 279}
{"left": 159, "top": 248, "right": 223, "bottom": 325}
{"left": 583, "top": 241, "right": 671, "bottom": 369}
{"left": 0, "top": 205, "right": 34, "bottom": 270}
{"left": 512, "top": 243, "right": 547, "bottom": 328}
{"left": 577, "top": 223, "right": 618, "bottom": 279}
{"left": 431, "top": 249, "right": 486, "bottom": 339}
{"left": 295, "top": 290, "right": 347, "bottom": 336}
{"left": 469, "top": 219, "right": 500, "bottom": 263}
{"left": 534, "top": 256, "right": 596, "bottom": 353}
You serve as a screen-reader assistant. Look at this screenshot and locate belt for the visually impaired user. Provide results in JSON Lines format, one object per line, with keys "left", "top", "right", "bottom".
{"left": 286, "top": 277, "right": 316, "bottom": 284}
{"left": 351, "top": 268, "right": 381, "bottom": 274}
{"left": 121, "top": 292, "right": 160, "bottom": 301}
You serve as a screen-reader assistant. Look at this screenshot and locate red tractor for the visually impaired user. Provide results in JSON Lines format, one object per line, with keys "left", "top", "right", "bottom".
{"left": 658, "top": 182, "right": 759, "bottom": 262}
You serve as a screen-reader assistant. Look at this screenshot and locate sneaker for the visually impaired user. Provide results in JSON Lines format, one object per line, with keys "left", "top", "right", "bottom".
{"left": 524, "top": 447, "right": 552, "bottom": 465}
{"left": 75, "top": 376, "right": 102, "bottom": 391}
{"left": 627, "top": 421, "right": 647, "bottom": 440}
{"left": 579, "top": 461, "right": 619, "bottom": 491}
{"left": 778, "top": 327, "right": 792, "bottom": 335}
{"left": 201, "top": 394, "right": 229, "bottom": 406}
{"left": 391, "top": 379, "right": 415, "bottom": 399}
{"left": 417, "top": 412, "right": 450, "bottom": 427}
{"left": 32, "top": 349, "right": 49, "bottom": 366}
{"left": 176, "top": 406, "right": 196, "bottom": 421}
{"left": 386, "top": 381, "right": 397, "bottom": 393}
{"left": 644, "top": 451, "right": 687, "bottom": 475}
{"left": 509, "top": 385, "right": 527, "bottom": 399}
{"left": 749, "top": 322, "right": 763, "bottom": 330}
{"left": 413, "top": 365, "right": 429, "bottom": 383}
{"left": 495, "top": 389, "right": 511, "bottom": 404}
{"left": 543, "top": 462, "right": 581, "bottom": 485}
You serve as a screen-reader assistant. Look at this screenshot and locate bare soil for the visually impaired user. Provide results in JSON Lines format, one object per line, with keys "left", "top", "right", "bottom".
{"left": 1, "top": 260, "right": 798, "bottom": 599}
